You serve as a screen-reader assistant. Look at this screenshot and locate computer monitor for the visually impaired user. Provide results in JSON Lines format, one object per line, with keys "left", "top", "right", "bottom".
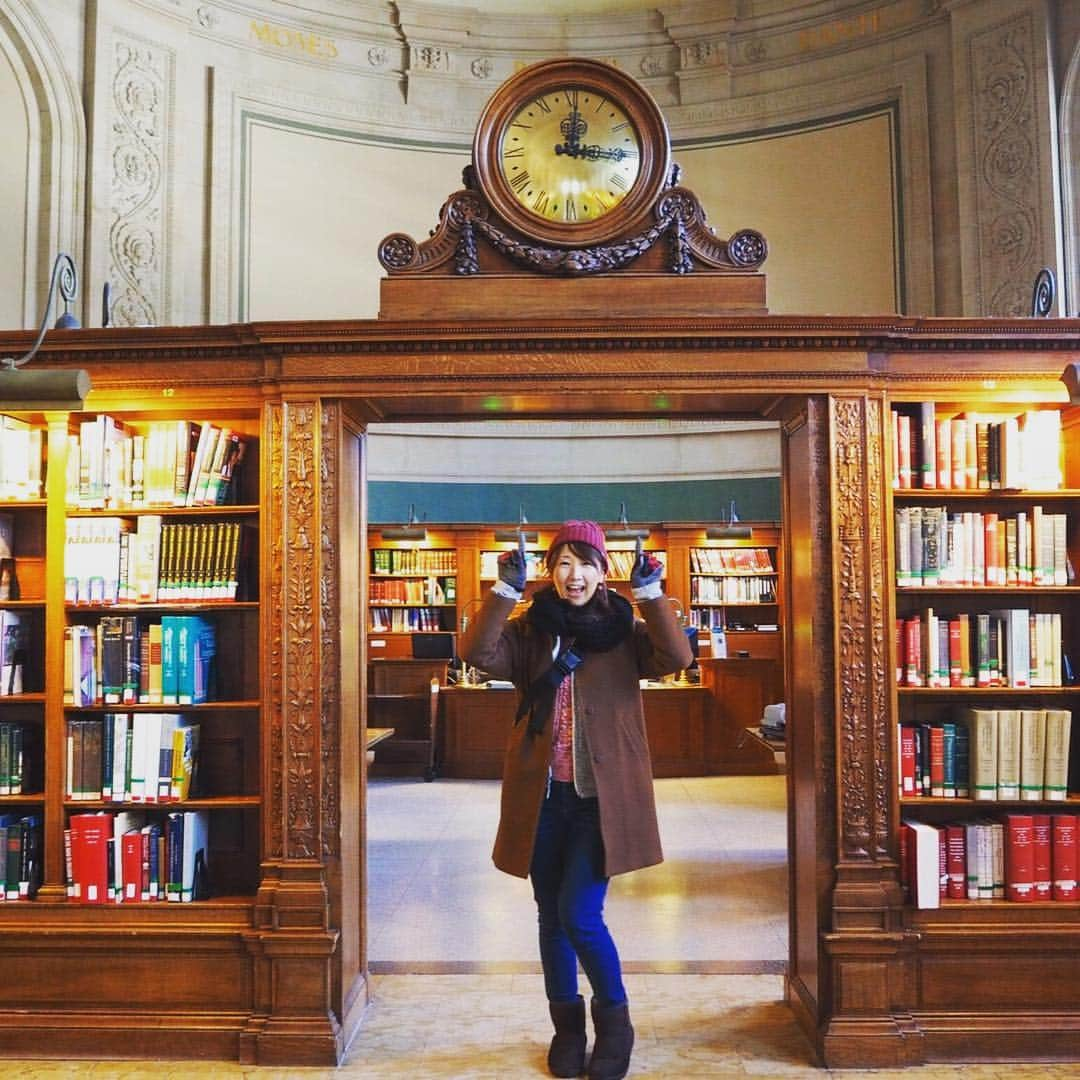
{"left": 411, "top": 632, "right": 456, "bottom": 660}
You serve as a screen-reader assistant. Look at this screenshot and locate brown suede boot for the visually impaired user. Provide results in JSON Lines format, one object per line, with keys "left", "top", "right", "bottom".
{"left": 547, "top": 995, "right": 587, "bottom": 1077}
{"left": 588, "top": 999, "right": 634, "bottom": 1080}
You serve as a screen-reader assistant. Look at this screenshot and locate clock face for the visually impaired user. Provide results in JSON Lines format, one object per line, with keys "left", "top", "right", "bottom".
{"left": 471, "top": 58, "right": 670, "bottom": 245}
{"left": 499, "top": 86, "right": 642, "bottom": 225}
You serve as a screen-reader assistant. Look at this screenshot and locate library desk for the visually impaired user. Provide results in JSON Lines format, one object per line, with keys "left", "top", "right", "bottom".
{"left": 438, "top": 683, "right": 716, "bottom": 778}
{"left": 365, "top": 726, "right": 395, "bottom": 763}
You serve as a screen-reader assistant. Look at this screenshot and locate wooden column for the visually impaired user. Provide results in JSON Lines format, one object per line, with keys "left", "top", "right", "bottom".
{"left": 821, "top": 393, "right": 916, "bottom": 1068}
{"left": 244, "top": 398, "right": 342, "bottom": 1066}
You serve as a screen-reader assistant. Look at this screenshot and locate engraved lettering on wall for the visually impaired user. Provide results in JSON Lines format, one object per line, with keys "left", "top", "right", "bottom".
{"left": 250, "top": 20, "right": 339, "bottom": 60}
{"left": 108, "top": 38, "right": 170, "bottom": 327}
{"left": 970, "top": 15, "right": 1041, "bottom": 316}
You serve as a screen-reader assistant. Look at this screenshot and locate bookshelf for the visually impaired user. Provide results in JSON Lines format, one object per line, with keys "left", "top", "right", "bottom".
{"left": 890, "top": 399, "right": 1080, "bottom": 911}
{"left": 368, "top": 541, "right": 457, "bottom": 637}
{"left": 0, "top": 483, "right": 47, "bottom": 897}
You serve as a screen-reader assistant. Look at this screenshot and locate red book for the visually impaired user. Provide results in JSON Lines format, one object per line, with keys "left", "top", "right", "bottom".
{"left": 983, "top": 512, "right": 999, "bottom": 586}
{"left": 904, "top": 616, "right": 922, "bottom": 686}
{"left": 68, "top": 812, "right": 110, "bottom": 905}
{"left": 1005, "top": 814, "right": 1036, "bottom": 902}
{"left": 899, "top": 725, "right": 917, "bottom": 797}
{"left": 938, "top": 828, "right": 948, "bottom": 897}
{"left": 945, "top": 824, "right": 966, "bottom": 898}
{"left": 948, "top": 619, "right": 963, "bottom": 687}
{"left": 929, "top": 726, "right": 945, "bottom": 797}
{"left": 1052, "top": 815, "right": 1077, "bottom": 901}
{"left": 121, "top": 830, "right": 142, "bottom": 903}
{"left": 1032, "top": 814, "right": 1052, "bottom": 900}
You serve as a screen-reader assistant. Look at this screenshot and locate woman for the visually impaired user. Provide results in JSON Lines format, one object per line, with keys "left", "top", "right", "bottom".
{"left": 461, "top": 520, "right": 692, "bottom": 1080}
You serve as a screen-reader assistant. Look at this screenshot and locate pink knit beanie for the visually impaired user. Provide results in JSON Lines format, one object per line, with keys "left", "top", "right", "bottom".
{"left": 546, "top": 520, "right": 608, "bottom": 572}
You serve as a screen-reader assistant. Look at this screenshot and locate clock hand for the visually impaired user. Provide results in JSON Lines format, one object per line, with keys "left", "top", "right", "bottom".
{"left": 554, "top": 143, "right": 630, "bottom": 162}
{"left": 554, "top": 108, "right": 586, "bottom": 155}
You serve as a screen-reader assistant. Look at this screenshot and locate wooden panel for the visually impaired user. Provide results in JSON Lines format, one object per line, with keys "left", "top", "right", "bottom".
{"left": 369, "top": 659, "right": 447, "bottom": 695}
{"left": 440, "top": 687, "right": 511, "bottom": 779}
{"left": 642, "top": 687, "right": 708, "bottom": 777}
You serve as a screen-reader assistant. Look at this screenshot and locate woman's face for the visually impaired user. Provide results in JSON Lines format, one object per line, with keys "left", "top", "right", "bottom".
{"left": 550, "top": 544, "right": 604, "bottom": 606}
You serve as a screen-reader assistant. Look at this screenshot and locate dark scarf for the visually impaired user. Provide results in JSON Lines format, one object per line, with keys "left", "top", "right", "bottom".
{"left": 525, "top": 585, "right": 634, "bottom": 653}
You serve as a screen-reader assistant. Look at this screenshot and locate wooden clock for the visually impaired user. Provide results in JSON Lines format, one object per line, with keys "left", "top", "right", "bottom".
{"left": 377, "top": 56, "right": 768, "bottom": 316}
{"left": 470, "top": 58, "right": 671, "bottom": 247}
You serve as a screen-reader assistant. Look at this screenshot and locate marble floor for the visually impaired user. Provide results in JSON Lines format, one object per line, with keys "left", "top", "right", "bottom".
{"left": 8, "top": 776, "right": 1080, "bottom": 1076}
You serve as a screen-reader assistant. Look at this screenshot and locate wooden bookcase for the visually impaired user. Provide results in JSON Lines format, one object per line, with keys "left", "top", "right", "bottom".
{"left": 890, "top": 399, "right": 1080, "bottom": 895}
{"left": 1, "top": 318, "right": 1077, "bottom": 1070}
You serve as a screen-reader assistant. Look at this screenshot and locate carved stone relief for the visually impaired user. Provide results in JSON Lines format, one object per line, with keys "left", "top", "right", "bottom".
{"left": 968, "top": 13, "right": 1044, "bottom": 316}
{"left": 107, "top": 34, "right": 170, "bottom": 327}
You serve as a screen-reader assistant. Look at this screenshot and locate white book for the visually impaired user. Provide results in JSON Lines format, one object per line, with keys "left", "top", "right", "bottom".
{"left": 1, "top": 610, "right": 24, "bottom": 696}
{"left": 903, "top": 820, "right": 940, "bottom": 909}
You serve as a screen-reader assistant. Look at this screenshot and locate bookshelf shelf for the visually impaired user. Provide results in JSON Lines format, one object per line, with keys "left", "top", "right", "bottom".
{"left": 897, "top": 686, "right": 1080, "bottom": 695}
{"left": 63, "top": 601, "right": 259, "bottom": 613}
{"left": 894, "top": 488, "right": 1080, "bottom": 500}
{"left": 62, "top": 700, "right": 261, "bottom": 712}
{"left": 62, "top": 795, "right": 260, "bottom": 810}
{"left": 896, "top": 585, "right": 1078, "bottom": 594}
{"left": 65, "top": 504, "right": 259, "bottom": 517}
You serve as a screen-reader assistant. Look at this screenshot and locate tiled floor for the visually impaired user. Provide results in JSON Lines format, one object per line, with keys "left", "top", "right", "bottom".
{"left": 367, "top": 775, "right": 789, "bottom": 970}
{"left": 8, "top": 776, "right": 1080, "bottom": 1076}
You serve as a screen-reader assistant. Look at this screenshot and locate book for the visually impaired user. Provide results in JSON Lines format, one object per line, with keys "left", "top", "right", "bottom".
{"left": 170, "top": 722, "right": 200, "bottom": 801}
{"left": 996, "top": 708, "right": 1021, "bottom": 800}
{"left": 1032, "top": 813, "right": 1052, "bottom": 900}
{"left": 1005, "top": 814, "right": 1035, "bottom": 902}
{"left": 1019, "top": 709, "right": 1046, "bottom": 801}
{"left": 0, "top": 609, "right": 24, "bottom": 695}
{"left": 69, "top": 812, "right": 111, "bottom": 904}
{"left": 945, "top": 823, "right": 966, "bottom": 898}
{"left": 902, "top": 820, "right": 940, "bottom": 909}
{"left": 1043, "top": 709, "right": 1072, "bottom": 800}
{"left": 181, "top": 810, "right": 209, "bottom": 902}
{"left": 967, "top": 708, "right": 998, "bottom": 801}
{"left": 1052, "top": 815, "right": 1078, "bottom": 901}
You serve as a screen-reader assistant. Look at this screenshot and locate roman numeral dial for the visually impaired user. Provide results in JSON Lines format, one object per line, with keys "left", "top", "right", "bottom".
{"left": 498, "top": 85, "right": 642, "bottom": 225}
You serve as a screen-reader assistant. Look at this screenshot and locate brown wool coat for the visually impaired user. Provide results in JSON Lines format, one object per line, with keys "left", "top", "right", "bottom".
{"left": 460, "top": 590, "right": 693, "bottom": 879}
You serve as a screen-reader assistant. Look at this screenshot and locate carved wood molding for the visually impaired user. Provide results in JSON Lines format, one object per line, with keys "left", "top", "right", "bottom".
{"left": 284, "top": 401, "right": 320, "bottom": 859}
{"left": 267, "top": 404, "right": 284, "bottom": 860}
{"left": 377, "top": 185, "right": 766, "bottom": 277}
{"left": 320, "top": 403, "right": 340, "bottom": 858}
{"left": 831, "top": 395, "right": 890, "bottom": 862}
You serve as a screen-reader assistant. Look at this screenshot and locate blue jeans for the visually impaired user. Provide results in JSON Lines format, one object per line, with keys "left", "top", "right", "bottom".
{"left": 529, "top": 780, "right": 627, "bottom": 1008}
